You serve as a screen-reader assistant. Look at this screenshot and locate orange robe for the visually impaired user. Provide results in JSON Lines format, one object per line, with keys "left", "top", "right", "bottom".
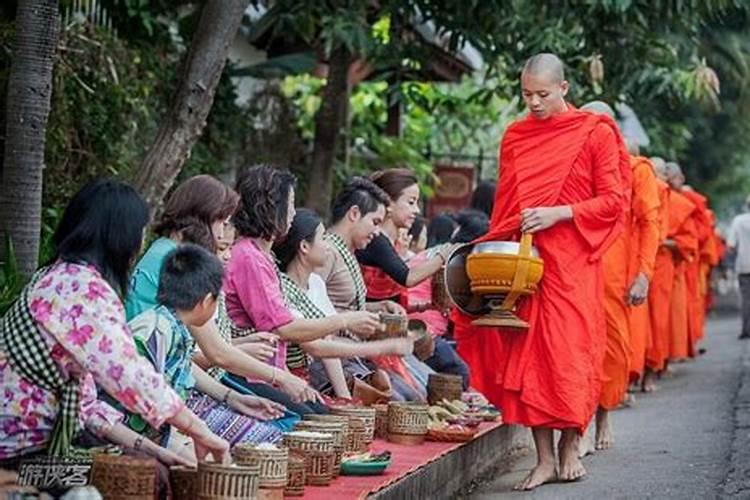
{"left": 625, "top": 157, "right": 661, "bottom": 381}
{"left": 681, "top": 189, "right": 711, "bottom": 351}
{"left": 646, "top": 180, "right": 672, "bottom": 372}
{"left": 668, "top": 192, "right": 698, "bottom": 360}
{"left": 456, "top": 107, "right": 628, "bottom": 432}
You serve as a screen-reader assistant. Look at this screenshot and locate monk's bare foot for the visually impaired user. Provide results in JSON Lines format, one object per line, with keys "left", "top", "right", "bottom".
{"left": 558, "top": 432, "right": 587, "bottom": 482}
{"left": 595, "top": 408, "right": 614, "bottom": 450}
{"left": 620, "top": 393, "right": 636, "bottom": 408}
{"left": 514, "top": 462, "right": 558, "bottom": 491}
{"left": 642, "top": 371, "right": 659, "bottom": 393}
{"left": 578, "top": 428, "right": 595, "bottom": 458}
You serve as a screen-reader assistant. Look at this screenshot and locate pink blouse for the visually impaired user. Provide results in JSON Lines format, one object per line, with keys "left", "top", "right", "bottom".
{"left": 0, "top": 262, "right": 184, "bottom": 458}
{"left": 223, "top": 238, "right": 294, "bottom": 372}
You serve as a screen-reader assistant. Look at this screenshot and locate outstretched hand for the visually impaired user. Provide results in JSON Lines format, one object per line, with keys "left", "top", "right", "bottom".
{"left": 228, "top": 392, "right": 286, "bottom": 420}
{"left": 520, "top": 206, "right": 572, "bottom": 233}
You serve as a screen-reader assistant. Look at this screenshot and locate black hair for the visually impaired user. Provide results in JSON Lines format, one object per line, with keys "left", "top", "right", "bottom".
{"left": 273, "top": 208, "right": 322, "bottom": 272}
{"left": 451, "top": 209, "right": 489, "bottom": 244}
{"left": 331, "top": 177, "right": 390, "bottom": 224}
{"left": 408, "top": 216, "right": 426, "bottom": 243}
{"left": 427, "top": 214, "right": 458, "bottom": 248}
{"left": 157, "top": 244, "right": 224, "bottom": 311}
{"left": 470, "top": 181, "right": 496, "bottom": 218}
{"left": 53, "top": 178, "right": 149, "bottom": 295}
{"left": 234, "top": 164, "right": 297, "bottom": 241}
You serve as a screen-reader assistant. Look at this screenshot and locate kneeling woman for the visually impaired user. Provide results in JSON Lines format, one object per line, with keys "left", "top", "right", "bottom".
{"left": 273, "top": 209, "right": 414, "bottom": 399}
{"left": 0, "top": 180, "right": 228, "bottom": 466}
{"left": 120, "top": 245, "right": 284, "bottom": 454}
{"left": 223, "top": 165, "right": 384, "bottom": 414}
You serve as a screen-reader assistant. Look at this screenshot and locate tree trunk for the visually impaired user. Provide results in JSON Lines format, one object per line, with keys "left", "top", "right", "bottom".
{"left": 0, "top": 0, "right": 60, "bottom": 278}
{"left": 305, "top": 46, "right": 351, "bottom": 218}
{"left": 133, "top": 0, "right": 250, "bottom": 212}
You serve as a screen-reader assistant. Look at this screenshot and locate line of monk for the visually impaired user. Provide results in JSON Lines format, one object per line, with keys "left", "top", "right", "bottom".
{"left": 455, "top": 52, "right": 723, "bottom": 490}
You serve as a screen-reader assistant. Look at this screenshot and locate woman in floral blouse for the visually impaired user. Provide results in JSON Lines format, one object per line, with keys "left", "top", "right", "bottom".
{"left": 0, "top": 179, "right": 228, "bottom": 466}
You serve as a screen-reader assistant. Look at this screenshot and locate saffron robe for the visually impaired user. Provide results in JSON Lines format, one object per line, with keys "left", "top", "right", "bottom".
{"left": 646, "top": 179, "right": 673, "bottom": 372}
{"left": 456, "top": 107, "right": 628, "bottom": 432}
{"left": 667, "top": 191, "right": 698, "bottom": 361}
{"left": 681, "top": 189, "right": 712, "bottom": 347}
{"left": 625, "top": 157, "right": 661, "bottom": 381}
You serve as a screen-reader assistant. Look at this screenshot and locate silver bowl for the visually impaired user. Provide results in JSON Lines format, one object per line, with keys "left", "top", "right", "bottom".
{"left": 471, "top": 241, "right": 540, "bottom": 258}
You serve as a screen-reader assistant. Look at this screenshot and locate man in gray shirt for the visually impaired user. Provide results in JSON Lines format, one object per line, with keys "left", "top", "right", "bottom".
{"left": 729, "top": 195, "right": 750, "bottom": 339}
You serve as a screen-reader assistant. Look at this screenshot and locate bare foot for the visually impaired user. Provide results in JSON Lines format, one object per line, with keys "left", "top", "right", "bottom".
{"left": 619, "top": 393, "right": 636, "bottom": 408}
{"left": 514, "top": 462, "right": 558, "bottom": 491}
{"left": 578, "top": 428, "right": 595, "bottom": 458}
{"left": 558, "top": 432, "right": 587, "bottom": 482}
{"left": 595, "top": 408, "right": 614, "bottom": 450}
{"left": 642, "top": 371, "right": 659, "bottom": 393}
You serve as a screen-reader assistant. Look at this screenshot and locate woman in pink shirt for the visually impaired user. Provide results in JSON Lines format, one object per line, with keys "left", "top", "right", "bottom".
{"left": 223, "top": 165, "right": 382, "bottom": 415}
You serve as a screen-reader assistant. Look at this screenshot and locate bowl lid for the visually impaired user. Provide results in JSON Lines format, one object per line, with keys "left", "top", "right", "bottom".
{"left": 444, "top": 243, "right": 490, "bottom": 317}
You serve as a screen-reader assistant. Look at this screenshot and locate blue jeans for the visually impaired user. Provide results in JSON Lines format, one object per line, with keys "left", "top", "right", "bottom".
{"left": 424, "top": 336, "right": 471, "bottom": 389}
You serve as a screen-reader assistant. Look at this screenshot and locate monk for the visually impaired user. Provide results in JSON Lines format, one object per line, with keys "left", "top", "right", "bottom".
{"left": 456, "top": 53, "right": 628, "bottom": 490}
{"left": 664, "top": 162, "right": 698, "bottom": 362}
{"left": 579, "top": 101, "right": 633, "bottom": 452}
{"left": 643, "top": 158, "right": 673, "bottom": 391}
{"left": 624, "top": 147, "right": 661, "bottom": 389}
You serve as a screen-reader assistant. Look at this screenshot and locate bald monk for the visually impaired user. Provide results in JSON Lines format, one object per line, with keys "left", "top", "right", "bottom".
{"left": 579, "top": 101, "right": 633, "bottom": 452}
{"left": 643, "top": 158, "right": 673, "bottom": 391}
{"left": 456, "top": 53, "right": 628, "bottom": 490}
{"left": 664, "top": 162, "right": 698, "bottom": 361}
{"left": 625, "top": 148, "right": 661, "bottom": 389}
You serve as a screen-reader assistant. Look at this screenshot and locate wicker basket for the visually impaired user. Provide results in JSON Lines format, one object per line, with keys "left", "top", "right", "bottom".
{"left": 427, "top": 373, "right": 463, "bottom": 405}
{"left": 432, "top": 266, "right": 451, "bottom": 310}
{"left": 284, "top": 453, "right": 305, "bottom": 497}
{"left": 232, "top": 445, "right": 288, "bottom": 488}
{"left": 283, "top": 432, "right": 335, "bottom": 486}
{"left": 294, "top": 421, "right": 345, "bottom": 478}
{"left": 197, "top": 461, "right": 260, "bottom": 500}
{"left": 387, "top": 402, "right": 429, "bottom": 445}
{"left": 170, "top": 466, "right": 198, "bottom": 499}
{"left": 330, "top": 406, "right": 377, "bottom": 443}
{"left": 257, "top": 487, "right": 284, "bottom": 500}
{"left": 426, "top": 427, "right": 478, "bottom": 442}
{"left": 373, "top": 403, "right": 389, "bottom": 440}
{"left": 89, "top": 453, "right": 157, "bottom": 500}
{"left": 373, "top": 313, "right": 408, "bottom": 340}
{"left": 304, "top": 414, "right": 366, "bottom": 453}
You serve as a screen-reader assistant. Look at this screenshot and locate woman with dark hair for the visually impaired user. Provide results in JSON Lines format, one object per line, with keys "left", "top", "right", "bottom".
{"left": 273, "top": 209, "right": 413, "bottom": 399}
{"left": 126, "top": 175, "right": 239, "bottom": 318}
{"left": 357, "top": 169, "right": 456, "bottom": 304}
{"left": 427, "top": 214, "right": 458, "bottom": 249}
{"left": 0, "top": 179, "right": 228, "bottom": 465}
{"left": 224, "top": 165, "right": 383, "bottom": 414}
{"left": 470, "top": 180, "right": 497, "bottom": 218}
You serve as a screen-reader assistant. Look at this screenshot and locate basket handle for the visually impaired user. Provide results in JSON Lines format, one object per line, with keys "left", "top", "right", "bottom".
{"left": 500, "top": 233, "right": 533, "bottom": 310}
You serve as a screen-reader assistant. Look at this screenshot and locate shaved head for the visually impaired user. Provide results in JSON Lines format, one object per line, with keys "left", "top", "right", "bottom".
{"left": 581, "top": 100, "right": 616, "bottom": 119}
{"left": 625, "top": 138, "right": 640, "bottom": 156}
{"left": 665, "top": 161, "right": 685, "bottom": 189}
{"left": 651, "top": 157, "right": 667, "bottom": 181}
{"left": 522, "top": 53, "right": 565, "bottom": 83}
{"left": 521, "top": 53, "right": 569, "bottom": 120}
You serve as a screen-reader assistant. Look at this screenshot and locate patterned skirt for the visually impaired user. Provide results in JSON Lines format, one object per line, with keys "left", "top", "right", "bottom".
{"left": 186, "top": 392, "right": 282, "bottom": 446}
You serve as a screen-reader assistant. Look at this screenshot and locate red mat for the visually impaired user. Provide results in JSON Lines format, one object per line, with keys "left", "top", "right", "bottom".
{"left": 296, "top": 421, "right": 503, "bottom": 500}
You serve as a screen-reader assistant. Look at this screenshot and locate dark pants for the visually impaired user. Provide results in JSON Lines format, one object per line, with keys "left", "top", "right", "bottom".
{"left": 740, "top": 274, "right": 750, "bottom": 338}
{"left": 424, "top": 336, "right": 471, "bottom": 390}
{"left": 222, "top": 372, "right": 328, "bottom": 416}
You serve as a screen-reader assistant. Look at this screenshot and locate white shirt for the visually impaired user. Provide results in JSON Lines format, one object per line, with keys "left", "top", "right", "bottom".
{"left": 289, "top": 273, "right": 337, "bottom": 318}
{"left": 729, "top": 212, "right": 750, "bottom": 274}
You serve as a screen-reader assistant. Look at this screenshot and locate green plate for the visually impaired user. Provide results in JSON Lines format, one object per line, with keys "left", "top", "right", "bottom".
{"left": 340, "top": 459, "right": 391, "bottom": 476}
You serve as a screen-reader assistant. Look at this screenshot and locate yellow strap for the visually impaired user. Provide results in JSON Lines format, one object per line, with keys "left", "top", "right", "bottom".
{"left": 501, "top": 233, "right": 533, "bottom": 310}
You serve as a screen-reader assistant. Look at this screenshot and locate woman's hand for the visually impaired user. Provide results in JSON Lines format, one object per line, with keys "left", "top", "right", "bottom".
{"left": 381, "top": 336, "right": 415, "bottom": 356}
{"left": 191, "top": 422, "right": 230, "bottom": 464}
{"left": 277, "top": 371, "right": 322, "bottom": 404}
{"left": 244, "top": 332, "right": 279, "bottom": 344}
{"left": 378, "top": 300, "right": 407, "bottom": 316}
{"left": 520, "top": 206, "right": 572, "bottom": 233}
{"left": 227, "top": 392, "right": 285, "bottom": 420}
{"left": 237, "top": 341, "right": 277, "bottom": 362}
{"left": 154, "top": 444, "right": 196, "bottom": 467}
{"left": 342, "top": 311, "right": 383, "bottom": 339}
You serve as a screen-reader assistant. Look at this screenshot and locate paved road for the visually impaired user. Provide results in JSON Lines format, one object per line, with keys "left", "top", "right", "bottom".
{"left": 470, "top": 315, "right": 747, "bottom": 499}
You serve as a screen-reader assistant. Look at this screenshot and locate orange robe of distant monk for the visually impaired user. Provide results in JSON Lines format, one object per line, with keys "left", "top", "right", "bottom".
{"left": 646, "top": 179, "right": 672, "bottom": 372}
{"left": 668, "top": 191, "right": 698, "bottom": 361}
{"left": 625, "top": 157, "right": 661, "bottom": 381}
{"left": 681, "top": 189, "right": 712, "bottom": 348}
{"left": 455, "top": 107, "right": 628, "bottom": 433}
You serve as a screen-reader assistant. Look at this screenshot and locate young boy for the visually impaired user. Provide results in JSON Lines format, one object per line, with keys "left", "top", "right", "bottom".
{"left": 123, "top": 244, "right": 284, "bottom": 457}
